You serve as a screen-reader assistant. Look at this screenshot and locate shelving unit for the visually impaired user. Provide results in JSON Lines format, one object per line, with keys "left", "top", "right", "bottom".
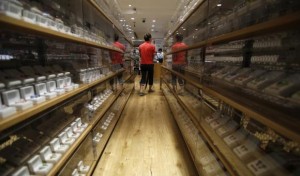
{"left": 0, "top": 15, "right": 122, "bottom": 53}
{"left": 162, "top": 1, "right": 300, "bottom": 175}
{"left": 0, "top": 1, "right": 134, "bottom": 175}
{"left": 167, "top": 11, "right": 300, "bottom": 55}
{"left": 0, "top": 70, "right": 124, "bottom": 132}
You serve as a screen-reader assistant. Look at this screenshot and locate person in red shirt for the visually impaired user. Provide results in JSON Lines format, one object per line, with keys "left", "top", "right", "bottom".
{"left": 171, "top": 34, "right": 188, "bottom": 94}
{"left": 138, "top": 33, "right": 156, "bottom": 96}
{"left": 110, "top": 34, "right": 125, "bottom": 90}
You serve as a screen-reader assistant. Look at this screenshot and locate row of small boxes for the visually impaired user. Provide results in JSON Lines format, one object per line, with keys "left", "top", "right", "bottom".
{"left": 211, "top": 66, "right": 300, "bottom": 102}
{"left": 11, "top": 118, "right": 88, "bottom": 176}
{"left": 0, "top": 76, "right": 79, "bottom": 119}
{"left": 205, "top": 111, "right": 286, "bottom": 176}
{"left": 0, "top": 0, "right": 119, "bottom": 50}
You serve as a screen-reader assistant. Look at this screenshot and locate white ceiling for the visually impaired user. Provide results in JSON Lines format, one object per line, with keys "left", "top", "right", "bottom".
{"left": 115, "top": 0, "right": 183, "bottom": 40}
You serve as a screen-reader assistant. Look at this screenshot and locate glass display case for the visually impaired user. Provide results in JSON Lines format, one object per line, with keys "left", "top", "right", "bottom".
{"left": 0, "top": 0, "right": 134, "bottom": 175}
{"left": 162, "top": 0, "right": 300, "bottom": 175}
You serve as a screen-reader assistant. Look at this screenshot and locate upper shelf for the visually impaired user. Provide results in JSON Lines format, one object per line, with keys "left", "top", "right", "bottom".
{"left": 0, "top": 70, "right": 124, "bottom": 132}
{"left": 161, "top": 66, "right": 300, "bottom": 144}
{"left": 0, "top": 15, "right": 123, "bottom": 53}
{"left": 88, "top": 0, "right": 133, "bottom": 46}
{"left": 166, "top": 11, "right": 300, "bottom": 55}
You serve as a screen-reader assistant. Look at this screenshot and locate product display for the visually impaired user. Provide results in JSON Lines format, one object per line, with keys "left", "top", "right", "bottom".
{"left": 2, "top": 89, "right": 33, "bottom": 111}
{"left": 27, "top": 155, "right": 53, "bottom": 175}
{"left": 39, "top": 146, "right": 62, "bottom": 163}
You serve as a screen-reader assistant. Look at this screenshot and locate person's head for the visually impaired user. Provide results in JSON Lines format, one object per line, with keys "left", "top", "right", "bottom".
{"left": 158, "top": 48, "right": 162, "bottom": 52}
{"left": 175, "top": 34, "right": 183, "bottom": 42}
{"left": 144, "top": 33, "right": 152, "bottom": 41}
{"left": 114, "top": 34, "right": 119, "bottom": 42}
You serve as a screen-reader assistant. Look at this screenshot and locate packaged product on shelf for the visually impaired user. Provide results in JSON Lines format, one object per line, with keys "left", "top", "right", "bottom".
{"left": 224, "top": 68, "right": 252, "bottom": 82}
{"left": 199, "top": 153, "right": 217, "bottom": 166}
{"left": 11, "top": 166, "right": 30, "bottom": 176}
{"left": 264, "top": 74, "right": 300, "bottom": 97}
{"left": 247, "top": 155, "right": 282, "bottom": 176}
{"left": 233, "top": 136, "right": 261, "bottom": 161}
{"left": 20, "top": 86, "right": 46, "bottom": 105}
{"left": 223, "top": 129, "right": 248, "bottom": 148}
{"left": 205, "top": 111, "right": 221, "bottom": 123}
{"left": 209, "top": 115, "right": 231, "bottom": 130}
{"left": 2, "top": 89, "right": 33, "bottom": 111}
{"left": 39, "top": 146, "right": 62, "bottom": 164}
{"left": 0, "top": 95, "right": 17, "bottom": 119}
{"left": 246, "top": 71, "right": 285, "bottom": 90}
{"left": 202, "top": 161, "right": 224, "bottom": 175}
{"left": 216, "top": 120, "right": 239, "bottom": 137}
{"left": 0, "top": 0, "right": 23, "bottom": 19}
{"left": 234, "top": 69, "right": 267, "bottom": 85}
{"left": 27, "top": 155, "right": 53, "bottom": 175}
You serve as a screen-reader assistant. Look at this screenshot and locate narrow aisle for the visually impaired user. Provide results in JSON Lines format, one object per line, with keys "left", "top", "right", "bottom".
{"left": 93, "top": 81, "right": 198, "bottom": 176}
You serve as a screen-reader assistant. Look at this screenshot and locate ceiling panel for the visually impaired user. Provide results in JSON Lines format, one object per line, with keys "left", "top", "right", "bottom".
{"left": 115, "top": 0, "right": 182, "bottom": 40}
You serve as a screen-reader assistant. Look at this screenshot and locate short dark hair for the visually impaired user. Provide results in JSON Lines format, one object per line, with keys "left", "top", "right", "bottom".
{"left": 114, "top": 34, "right": 119, "bottom": 41}
{"left": 144, "top": 33, "right": 152, "bottom": 41}
{"left": 158, "top": 48, "right": 162, "bottom": 52}
{"left": 175, "top": 34, "right": 183, "bottom": 42}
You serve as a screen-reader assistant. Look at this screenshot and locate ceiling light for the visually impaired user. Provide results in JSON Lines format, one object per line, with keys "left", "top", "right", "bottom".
{"left": 129, "top": 4, "right": 132, "bottom": 7}
{"left": 132, "top": 37, "right": 135, "bottom": 39}
{"left": 131, "top": 17, "right": 135, "bottom": 20}
{"left": 152, "top": 20, "right": 156, "bottom": 22}
{"left": 217, "top": 3, "right": 222, "bottom": 7}
{"left": 152, "top": 25, "right": 155, "bottom": 27}
{"left": 151, "top": 29, "right": 154, "bottom": 31}
{"left": 183, "top": 29, "right": 186, "bottom": 31}
{"left": 195, "top": 29, "right": 198, "bottom": 30}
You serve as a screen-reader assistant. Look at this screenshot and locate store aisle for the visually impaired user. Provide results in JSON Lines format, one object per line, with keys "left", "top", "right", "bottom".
{"left": 93, "top": 81, "right": 198, "bottom": 176}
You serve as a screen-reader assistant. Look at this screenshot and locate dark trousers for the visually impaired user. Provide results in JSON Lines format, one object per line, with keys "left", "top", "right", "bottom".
{"left": 140, "top": 64, "right": 154, "bottom": 86}
{"left": 172, "top": 64, "right": 185, "bottom": 86}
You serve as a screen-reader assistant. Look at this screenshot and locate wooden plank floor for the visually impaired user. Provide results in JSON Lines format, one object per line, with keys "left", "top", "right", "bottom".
{"left": 93, "top": 80, "right": 198, "bottom": 176}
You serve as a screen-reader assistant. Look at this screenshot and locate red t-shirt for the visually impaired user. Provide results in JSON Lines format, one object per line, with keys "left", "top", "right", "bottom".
{"left": 139, "top": 41, "right": 156, "bottom": 64}
{"left": 172, "top": 42, "right": 188, "bottom": 65}
{"left": 111, "top": 41, "right": 125, "bottom": 64}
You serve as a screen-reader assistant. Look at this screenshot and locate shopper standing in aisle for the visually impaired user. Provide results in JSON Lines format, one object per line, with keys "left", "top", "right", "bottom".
{"left": 139, "top": 33, "right": 156, "bottom": 96}
{"left": 157, "top": 48, "right": 164, "bottom": 63}
{"left": 110, "top": 34, "right": 126, "bottom": 91}
{"left": 171, "top": 34, "right": 188, "bottom": 94}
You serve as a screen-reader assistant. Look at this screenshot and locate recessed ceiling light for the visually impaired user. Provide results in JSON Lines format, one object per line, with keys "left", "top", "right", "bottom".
{"left": 217, "top": 3, "right": 222, "bottom": 7}
{"left": 195, "top": 28, "right": 198, "bottom": 30}
{"left": 183, "top": 29, "right": 186, "bottom": 31}
{"left": 152, "top": 25, "right": 155, "bottom": 27}
{"left": 131, "top": 17, "right": 135, "bottom": 20}
{"left": 151, "top": 29, "right": 154, "bottom": 31}
{"left": 132, "top": 36, "right": 135, "bottom": 39}
{"left": 129, "top": 4, "right": 132, "bottom": 7}
{"left": 152, "top": 20, "right": 156, "bottom": 22}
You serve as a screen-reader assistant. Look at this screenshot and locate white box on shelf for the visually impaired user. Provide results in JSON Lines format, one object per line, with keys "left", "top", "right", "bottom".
{"left": 49, "top": 138, "right": 69, "bottom": 154}
{"left": 20, "top": 86, "right": 46, "bottom": 104}
{"left": 2, "top": 89, "right": 33, "bottom": 111}
{"left": 71, "top": 122, "right": 85, "bottom": 133}
{"left": 35, "top": 83, "right": 57, "bottom": 100}
{"left": 64, "top": 77, "right": 74, "bottom": 91}
{"left": 39, "top": 145, "right": 62, "bottom": 164}
{"left": 71, "top": 168, "right": 86, "bottom": 176}
{"left": 11, "top": 166, "right": 30, "bottom": 176}
{"left": 65, "top": 127, "right": 80, "bottom": 139}
{"left": 56, "top": 78, "right": 66, "bottom": 93}
{"left": 58, "top": 131, "right": 75, "bottom": 145}
{"left": 78, "top": 160, "right": 90, "bottom": 174}
{"left": 75, "top": 118, "right": 88, "bottom": 129}
{"left": 0, "top": 95, "right": 17, "bottom": 119}
{"left": 46, "top": 80, "right": 64, "bottom": 95}
{"left": 0, "top": 0, "right": 23, "bottom": 19}
{"left": 22, "top": 9, "right": 36, "bottom": 24}
{"left": 27, "top": 155, "right": 53, "bottom": 175}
